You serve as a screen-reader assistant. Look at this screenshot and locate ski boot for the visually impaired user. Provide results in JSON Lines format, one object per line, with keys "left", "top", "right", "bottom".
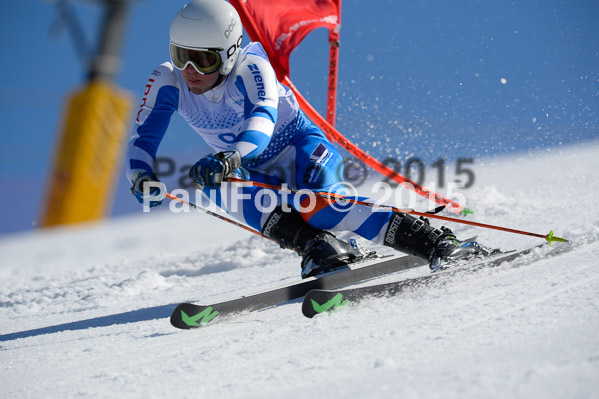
{"left": 299, "top": 232, "right": 376, "bottom": 278}
{"left": 382, "top": 212, "right": 497, "bottom": 272}
{"left": 428, "top": 237, "right": 499, "bottom": 271}
{"left": 261, "top": 206, "right": 367, "bottom": 278}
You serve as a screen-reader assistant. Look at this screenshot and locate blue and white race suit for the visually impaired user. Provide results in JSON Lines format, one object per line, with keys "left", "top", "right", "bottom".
{"left": 126, "top": 42, "right": 394, "bottom": 243}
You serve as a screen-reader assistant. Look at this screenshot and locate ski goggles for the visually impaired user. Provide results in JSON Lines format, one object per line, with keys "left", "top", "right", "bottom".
{"left": 169, "top": 44, "right": 224, "bottom": 75}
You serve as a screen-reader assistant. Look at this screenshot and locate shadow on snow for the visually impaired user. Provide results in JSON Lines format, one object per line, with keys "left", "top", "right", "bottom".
{"left": 0, "top": 303, "right": 177, "bottom": 342}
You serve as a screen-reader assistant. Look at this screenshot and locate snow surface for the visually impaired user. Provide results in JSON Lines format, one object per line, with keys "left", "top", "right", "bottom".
{"left": 1, "top": 142, "right": 599, "bottom": 399}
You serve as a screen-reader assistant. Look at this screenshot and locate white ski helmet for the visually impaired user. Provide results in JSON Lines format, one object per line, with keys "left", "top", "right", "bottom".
{"left": 169, "top": 0, "right": 243, "bottom": 75}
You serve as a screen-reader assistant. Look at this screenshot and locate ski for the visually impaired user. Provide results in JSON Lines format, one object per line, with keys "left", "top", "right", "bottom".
{"left": 302, "top": 243, "right": 567, "bottom": 318}
{"left": 170, "top": 252, "right": 430, "bottom": 329}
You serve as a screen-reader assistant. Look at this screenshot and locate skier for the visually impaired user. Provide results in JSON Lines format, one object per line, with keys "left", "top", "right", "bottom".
{"left": 126, "top": 0, "right": 494, "bottom": 278}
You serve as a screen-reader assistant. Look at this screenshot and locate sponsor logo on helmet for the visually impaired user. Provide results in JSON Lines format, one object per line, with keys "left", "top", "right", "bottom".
{"left": 224, "top": 18, "right": 237, "bottom": 39}
{"left": 226, "top": 35, "right": 243, "bottom": 59}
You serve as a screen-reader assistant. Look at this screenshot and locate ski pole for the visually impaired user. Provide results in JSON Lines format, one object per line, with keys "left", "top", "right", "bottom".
{"left": 165, "top": 192, "right": 264, "bottom": 238}
{"left": 226, "top": 177, "right": 444, "bottom": 214}
{"left": 226, "top": 177, "right": 569, "bottom": 246}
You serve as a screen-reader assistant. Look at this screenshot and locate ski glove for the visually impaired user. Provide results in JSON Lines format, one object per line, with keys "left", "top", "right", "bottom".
{"left": 189, "top": 150, "right": 242, "bottom": 190}
{"left": 130, "top": 171, "right": 166, "bottom": 208}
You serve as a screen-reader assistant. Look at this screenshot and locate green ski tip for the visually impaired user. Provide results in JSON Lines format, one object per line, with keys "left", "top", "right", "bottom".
{"left": 181, "top": 307, "right": 219, "bottom": 327}
{"left": 311, "top": 293, "right": 350, "bottom": 314}
{"left": 460, "top": 207, "right": 474, "bottom": 217}
{"left": 545, "top": 230, "right": 568, "bottom": 246}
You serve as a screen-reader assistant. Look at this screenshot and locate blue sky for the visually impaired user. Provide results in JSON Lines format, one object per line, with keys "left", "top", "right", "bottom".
{"left": 1, "top": 0, "right": 597, "bottom": 235}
